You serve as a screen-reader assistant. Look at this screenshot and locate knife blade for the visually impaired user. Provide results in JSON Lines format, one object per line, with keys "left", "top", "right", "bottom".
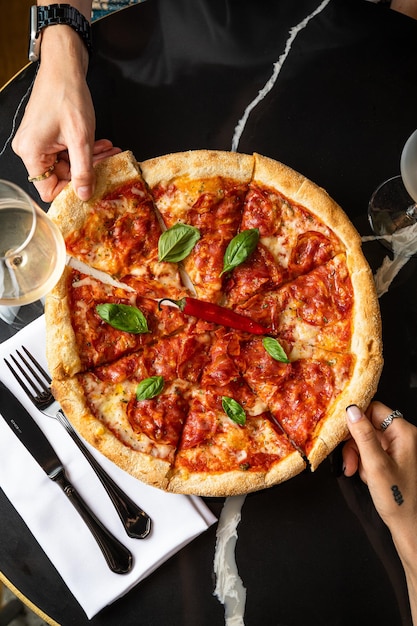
{"left": 0, "top": 384, "right": 133, "bottom": 574}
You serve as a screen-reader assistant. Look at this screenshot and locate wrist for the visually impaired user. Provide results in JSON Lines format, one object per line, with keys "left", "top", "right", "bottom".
{"left": 30, "top": 4, "right": 92, "bottom": 64}
{"left": 40, "top": 25, "right": 89, "bottom": 74}
{"left": 391, "top": 525, "right": 417, "bottom": 572}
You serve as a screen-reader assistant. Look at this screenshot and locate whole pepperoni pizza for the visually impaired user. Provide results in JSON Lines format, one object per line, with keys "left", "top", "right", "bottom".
{"left": 45, "top": 150, "right": 383, "bottom": 496}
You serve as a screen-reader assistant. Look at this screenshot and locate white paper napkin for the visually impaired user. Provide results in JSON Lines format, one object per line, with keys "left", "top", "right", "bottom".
{"left": 0, "top": 316, "right": 217, "bottom": 619}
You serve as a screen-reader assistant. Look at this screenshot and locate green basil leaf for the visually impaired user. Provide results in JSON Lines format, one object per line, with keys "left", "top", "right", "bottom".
{"left": 136, "top": 376, "right": 165, "bottom": 401}
{"left": 96, "top": 303, "right": 149, "bottom": 334}
{"left": 263, "top": 337, "right": 290, "bottom": 363}
{"left": 158, "top": 223, "right": 201, "bottom": 262}
{"left": 222, "top": 396, "right": 246, "bottom": 425}
{"left": 220, "top": 228, "right": 259, "bottom": 276}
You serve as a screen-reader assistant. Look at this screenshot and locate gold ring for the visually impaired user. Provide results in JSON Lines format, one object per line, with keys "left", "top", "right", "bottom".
{"left": 380, "top": 409, "right": 403, "bottom": 432}
{"left": 28, "top": 160, "right": 58, "bottom": 183}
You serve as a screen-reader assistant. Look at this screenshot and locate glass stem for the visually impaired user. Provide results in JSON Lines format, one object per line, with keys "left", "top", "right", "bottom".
{"left": 391, "top": 203, "right": 417, "bottom": 231}
{"left": 405, "top": 203, "right": 417, "bottom": 221}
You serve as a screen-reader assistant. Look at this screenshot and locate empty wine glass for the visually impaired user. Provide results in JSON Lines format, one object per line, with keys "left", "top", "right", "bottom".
{"left": 368, "top": 130, "right": 417, "bottom": 257}
{"left": 0, "top": 180, "right": 66, "bottom": 327}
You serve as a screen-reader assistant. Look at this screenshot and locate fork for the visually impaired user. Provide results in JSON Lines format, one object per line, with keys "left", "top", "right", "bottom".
{"left": 4, "top": 347, "right": 152, "bottom": 540}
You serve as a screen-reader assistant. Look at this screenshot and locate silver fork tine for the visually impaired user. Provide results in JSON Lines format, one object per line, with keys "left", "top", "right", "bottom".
{"left": 15, "top": 348, "right": 50, "bottom": 395}
{"left": 4, "top": 356, "right": 37, "bottom": 401}
{"left": 21, "top": 346, "right": 52, "bottom": 387}
{"left": 5, "top": 351, "right": 52, "bottom": 408}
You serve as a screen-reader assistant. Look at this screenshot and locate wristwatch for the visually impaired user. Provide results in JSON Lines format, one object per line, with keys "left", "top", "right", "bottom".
{"left": 29, "top": 4, "right": 92, "bottom": 62}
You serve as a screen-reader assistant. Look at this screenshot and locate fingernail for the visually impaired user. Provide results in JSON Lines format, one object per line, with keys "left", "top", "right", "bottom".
{"left": 346, "top": 404, "right": 363, "bottom": 423}
{"left": 77, "top": 186, "right": 92, "bottom": 201}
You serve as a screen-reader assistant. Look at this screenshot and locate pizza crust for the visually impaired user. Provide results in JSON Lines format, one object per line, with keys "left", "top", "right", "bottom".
{"left": 45, "top": 267, "right": 81, "bottom": 379}
{"left": 168, "top": 450, "right": 305, "bottom": 497}
{"left": 140, "top": 149, "right": 254, "bottom": 188}
{"left": 47, "top": 151, "right": 143, "bottom": 237}
{"left": 252, "top": 152, "right": 306, "bottom": 200}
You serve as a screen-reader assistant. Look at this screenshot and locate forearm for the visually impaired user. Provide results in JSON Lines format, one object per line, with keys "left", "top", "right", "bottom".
{"left": 391, "top": 530, "right": 417, "bottom": 624}
{"left": 404, "top": 571, "right": 417, "bottom": 626}
{"left": 390, "top": 0, "right": 417, "bottom": 19}
{"left": 39, "top": 25, "right": 89, "bottom": 77}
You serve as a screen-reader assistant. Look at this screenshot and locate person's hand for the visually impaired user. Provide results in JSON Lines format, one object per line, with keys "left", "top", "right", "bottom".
{"left": 12, "top": 26, "right": 120, "bottom": 203}
{"left": 344, "top": 402, "right": 417, "bottom": 534}
{"left": 344, "top": 401, "right": 417, "bottom": 622}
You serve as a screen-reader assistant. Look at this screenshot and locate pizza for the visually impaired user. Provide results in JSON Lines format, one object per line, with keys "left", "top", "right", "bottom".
{"left": 45, "top": 149, "right": 383, "bottom": 496}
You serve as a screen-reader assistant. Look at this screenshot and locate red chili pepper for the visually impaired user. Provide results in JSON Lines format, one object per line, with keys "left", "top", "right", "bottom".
{"left": 159, "top": 297, "right": 271, "bottom": 335}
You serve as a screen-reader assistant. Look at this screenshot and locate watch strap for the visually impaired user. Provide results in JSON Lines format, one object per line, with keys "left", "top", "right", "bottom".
{"left": 29, "top": 4, "right": 92, "bottom": 62}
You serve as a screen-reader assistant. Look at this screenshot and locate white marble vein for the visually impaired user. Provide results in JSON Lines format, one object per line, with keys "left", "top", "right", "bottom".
{"left": 231, "top": 0, "right": 332, "bottom": 152}
{"left": 213, "top": 495, "right": 247, "bottom": 626}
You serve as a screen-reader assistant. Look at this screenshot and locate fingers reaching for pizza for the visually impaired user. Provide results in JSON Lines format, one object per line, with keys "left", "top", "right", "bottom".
{"left": 344, "top": 402, "right": 417, "bottom": 531}
{"left": 11, "top": 25, "right": 120, "bottom": 203}
{"left": 92, "top": 139, "right": 122, "bottom": 165}
{"left": 18, "top": 136, "right": 120, "bottom": 204}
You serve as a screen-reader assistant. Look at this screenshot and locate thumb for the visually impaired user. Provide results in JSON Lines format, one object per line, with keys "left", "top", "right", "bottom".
{"left": 346, "top": 404, "right": 383, "bottom": 462}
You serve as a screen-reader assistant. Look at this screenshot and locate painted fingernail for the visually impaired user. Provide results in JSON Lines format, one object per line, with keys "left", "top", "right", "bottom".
{"left": 346, "top": 404, "right": 363, "bottom": 423}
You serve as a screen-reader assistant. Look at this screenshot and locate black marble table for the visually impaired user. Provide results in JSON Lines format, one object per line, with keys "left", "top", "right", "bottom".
{"left": 1, "top": 1, "right": 417, "bottom": 624}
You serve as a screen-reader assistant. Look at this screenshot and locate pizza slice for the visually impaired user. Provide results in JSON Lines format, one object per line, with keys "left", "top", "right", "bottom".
{"left": 46, "top": 266, "right": 190, "bottom": 378}
{"left": 51, "top": 370, "right": 189, "bottom": 489}
{"left": 48, "top": 151, "right": 184, "bottom": 298}
{"left": 234, "top": 336, "right": 379, "bottom": 469}
{"left": 165, "top": 327, "right": 304, "bottom": 495}
{"left": 169, "top": 381, "right": 305, "bottom": 496}
{"left": 140, "top": 150, "right": 254, "bottom": 302}
{"left": 233, "top": 254, "right": 354, "bottom": 353}
{"left": 224, "top": 154, "right": 356, "bottom": 305}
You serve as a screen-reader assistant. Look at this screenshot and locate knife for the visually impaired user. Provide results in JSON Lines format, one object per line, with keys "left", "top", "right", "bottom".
{"left": 0, "top": 384, "right": 133, "bottom": 575}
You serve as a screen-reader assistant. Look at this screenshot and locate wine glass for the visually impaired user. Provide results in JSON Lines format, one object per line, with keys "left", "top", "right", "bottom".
{"left": 368, "top": 130, "right": 417, "bottom": 257}
{"left": 0, "top": 180, "right": 66, "bottom": 328}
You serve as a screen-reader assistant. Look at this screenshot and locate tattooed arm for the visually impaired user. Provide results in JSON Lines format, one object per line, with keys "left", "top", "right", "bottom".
{"left": 343, "top": 401, "right": 417, "bottom": 625}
